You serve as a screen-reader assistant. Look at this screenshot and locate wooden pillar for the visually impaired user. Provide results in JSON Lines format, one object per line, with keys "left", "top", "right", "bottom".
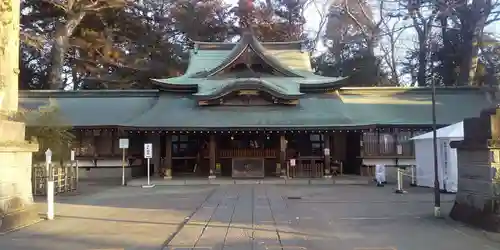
{"left": 324, "top": 133, "right": 331, "bottom": 177}
{"left": 209, "top": 134, "right": 216, "bottom": 178}
{"left": 279, "top": 135, "right": 287, "bottom": 177}
{"left": 164, "top": 135, "right": 172, "bottom": 179}
{"left": 150, "top": 135, "right": 161, "bottom": 177}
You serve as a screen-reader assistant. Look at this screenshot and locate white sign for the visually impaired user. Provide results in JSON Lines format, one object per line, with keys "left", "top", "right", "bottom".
{"left": 396, "top": 145, "right": 403, "bottom": 155}
{"left": 144, "top": 143, "right": 153, "bottom": 159}
{"left": 45, "top": 148, "right": 52, "bottom": 164}
{"left": 70, "top": 150, "right": 75, "bottom": 161}
{"left": 324, "top": 148, "right": 330, "bottom": 156}
{"left": 290, "top": 159, "right": 296, "bottom": 167}
{"left": 119, "top": 138, "right": 129, "bottom": 149}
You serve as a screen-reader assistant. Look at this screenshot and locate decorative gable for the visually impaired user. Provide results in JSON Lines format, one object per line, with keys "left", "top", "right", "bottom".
{"left": 194, "top": 79, "right": 301, "bottom": 106}
{"left": 190, "top": 32, "right": 303, "bottom": 78}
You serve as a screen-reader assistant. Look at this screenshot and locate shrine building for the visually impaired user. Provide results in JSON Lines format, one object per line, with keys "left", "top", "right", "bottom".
{"left": 19, "top": 32, "right": 493, "bottom": 180}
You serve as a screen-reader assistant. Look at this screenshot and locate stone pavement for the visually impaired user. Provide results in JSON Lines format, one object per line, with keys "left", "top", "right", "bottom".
{"left": 126, "top": 176, "right": 371, "bottom": 186}
{"left": 1, "top": 183, "right": 500, "bottom": 250}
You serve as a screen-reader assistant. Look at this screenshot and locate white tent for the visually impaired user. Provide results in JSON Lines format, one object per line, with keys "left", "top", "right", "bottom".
{"left": 411, "top": 121, "right": 463, "bottom": 193}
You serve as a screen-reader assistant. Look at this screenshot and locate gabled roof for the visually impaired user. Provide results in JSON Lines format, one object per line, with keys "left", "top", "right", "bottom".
{"left": 189, "top": 32, "right": 303, "bottom": 78}
{"left": 151, "top": 32, "right": 347, "bottom": 93}
{"left": 187, "top": 39, "right": 312, "bottom": 72}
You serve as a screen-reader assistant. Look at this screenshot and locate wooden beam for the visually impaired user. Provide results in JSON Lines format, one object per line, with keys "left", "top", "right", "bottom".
{"left": 164, "top": 135, "right": 172, "bottom": 179}
{"left": 209, "top": 135, "right": 216, "bottom": 178}
{"left": 280, "top": 135, "right": 287, "bottom": 177}
{"left": 324, "top": 133, "right": 331, "bottom": 176}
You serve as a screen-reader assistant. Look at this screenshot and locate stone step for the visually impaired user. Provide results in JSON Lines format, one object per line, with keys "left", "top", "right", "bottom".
{"left": 0, "top": 204, "right": 41, "bottom": 234}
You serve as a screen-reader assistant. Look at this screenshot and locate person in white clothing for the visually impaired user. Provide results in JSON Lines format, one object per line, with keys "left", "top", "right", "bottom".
{"left": 375, "top": 164, "right": 386, "bottom": 187}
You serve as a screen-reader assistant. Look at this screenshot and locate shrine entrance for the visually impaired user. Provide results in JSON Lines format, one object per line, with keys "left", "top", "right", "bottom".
{"left": 217, "top": 134, "right": 279, "bottom": 178}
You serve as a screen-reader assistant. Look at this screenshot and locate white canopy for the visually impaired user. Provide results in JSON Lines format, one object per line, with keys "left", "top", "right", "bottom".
{"left": 411, "top": 121, "right": 464, "bottom": 140}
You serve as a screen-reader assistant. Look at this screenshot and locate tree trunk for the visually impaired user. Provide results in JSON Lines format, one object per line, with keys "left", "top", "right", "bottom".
{"left": 389, "top": 37, "right": 399, "bottom": 84}
{"left": 417, "top": 40, "right": 427, "bottom": 87}
{"left": 440, "top": 17, "right": 454, "bottom": 86}
{"left": 458, "top": 0, "right": 490, "bottom": 86}
{"left": 0, "top": 0, "right": 20, "bottom": 113}
{"left": 458, "top": 24, "right": 475, "bottom": 86}
{"left": 47, "top": 11, "right": 85, "bottom": 90}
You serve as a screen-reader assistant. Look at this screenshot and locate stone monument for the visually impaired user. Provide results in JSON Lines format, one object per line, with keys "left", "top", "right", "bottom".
{"left": 0, "top": 0, "right": 40, "bottom": 233}
{"left": 450, "top": 106, "right": 500, "bottom": 232}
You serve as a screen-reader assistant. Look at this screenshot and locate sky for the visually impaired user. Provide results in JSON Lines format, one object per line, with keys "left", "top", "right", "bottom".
{"left": 223, "top": 0, "right": 499, "bottom": 85}
{"left": 222, "top": 0, "right": 500, "bottom": 50}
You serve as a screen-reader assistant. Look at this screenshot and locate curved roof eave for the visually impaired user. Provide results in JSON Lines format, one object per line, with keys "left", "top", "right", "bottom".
{"left": 151, "top": 78, "right": 198, "bottom": 90}
{"left": 193, "top": 78, "right": 303, "bottom": 101}
{"left": 299, "top": 76, "right": 350, "bottom": 89}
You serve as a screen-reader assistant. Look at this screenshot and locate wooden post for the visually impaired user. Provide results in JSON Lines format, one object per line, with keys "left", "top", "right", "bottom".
{"left": 324, "top": 133, "right": 331, "bottom": 178}
{"left": 164, "top": 135, "right": 172, "bottom": 179}
{"left": 209, "top": 134, "right": 216, "bottom": 179}
{"left": 280, "top": 135, "right": 287, "bottom": 178}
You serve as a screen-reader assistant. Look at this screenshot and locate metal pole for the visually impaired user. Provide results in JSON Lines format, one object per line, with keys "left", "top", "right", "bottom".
{"left": 147, "top": 158, "right": 151, "bottom": 186}
{"left": 431, "top": 72, "right": 441, "bottom": 217}
{"left": 410, "top": 165, "right": 417, "bottom": 186}
{"left": 75, "top": 160, "right": 79, "bottom": 189}
{"left": 122, "top": 148, "right": 126, "bottom": 186}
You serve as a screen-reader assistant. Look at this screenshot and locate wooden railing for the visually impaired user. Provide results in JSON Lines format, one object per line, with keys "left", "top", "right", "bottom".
{"left": 202, "top": 149, "right": 277, "bottom": 158}
{"left": 289, "top": 157, "right": 324, "bottom": 178}
{"left": 361, "top": 131, "right": 416, "bottom": 157}
{"left": 32, "top": 163, "right": 78, "bottom": 196}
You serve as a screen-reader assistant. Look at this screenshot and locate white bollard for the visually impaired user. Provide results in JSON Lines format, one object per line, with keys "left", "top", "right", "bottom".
{"left": 47, "top": 179, "right": 54, "bottom": 220}
{"left": 394, "top": 167, "right": 407, "bottom": 194}
{"left": 45, "top": 148, "right": 55, "bottom": 220}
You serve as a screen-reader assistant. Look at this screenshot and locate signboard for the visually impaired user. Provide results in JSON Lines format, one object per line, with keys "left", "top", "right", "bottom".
{"left": 119, "top": 138, "right": 129, "bottom": 149}
{"left": 144, "top": 143, "right": 153, "bottom": 159}
{"left": 70, "top": 150, "right": 75, "bottom": 161}
{"left": 290, "top": 159, "right": 296, "bottom": 167}
{"left": 232, "top": 158, "right": 264, "bottom": 178}
{"left": 215, "top": 163, "right": 222, "bottom": 174}
{"left": 324, "top": 148, "right": 330, "bottom": 156}
{"left": 396, "top": 145, "right": 403, "bottom": 155}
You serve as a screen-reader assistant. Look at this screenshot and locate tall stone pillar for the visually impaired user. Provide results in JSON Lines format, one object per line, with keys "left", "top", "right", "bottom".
{"left": 0, "top": 0, "right": 20, "bottom": 113}
{"left": 450, "top": 107, "right": 500, "bottom": 232}
{"left": 0, "top": 0, "right": 40, "bottom": 233}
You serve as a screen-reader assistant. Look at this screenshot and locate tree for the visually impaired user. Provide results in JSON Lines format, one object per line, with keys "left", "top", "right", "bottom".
{"left": 22, "top": 0, "right": 130, "bottom": 89}
{"left": 253, "top": 0, "right": 307, "bottom": 41}
{"left": 318, "top": 0, "right": 388, "bottom": 85}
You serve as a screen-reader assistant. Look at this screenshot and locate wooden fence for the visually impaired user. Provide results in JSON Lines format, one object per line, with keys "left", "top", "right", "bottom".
{"left": 289, "top": 161, "right": 324, "bottom": 178}
{"left": 32, "top": 163, "right": 78, "bottom": 196}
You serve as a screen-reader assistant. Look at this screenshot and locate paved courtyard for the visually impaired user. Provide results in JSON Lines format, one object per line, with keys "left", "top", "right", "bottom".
{"left": 1, "top": 182, "right": 500, "bottom": 250}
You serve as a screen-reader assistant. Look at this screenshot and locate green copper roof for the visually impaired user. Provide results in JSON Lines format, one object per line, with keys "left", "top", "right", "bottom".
{"left": 152, "top": 33, "right": 344, "bottom": 90}
{"left": 19, "top": 90, "right": 158, "bottom": 127}
{"left": 19, "top": 88, "right": 493, "bottom": 129}
{"left": 194, "top": 78, "right": 302, "bottom": 98}
{"left": 154, "top": 74, "right": 347, "bottom": 89}
{"left": 184, "top": 50, "right": 232, "bottom": 76}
